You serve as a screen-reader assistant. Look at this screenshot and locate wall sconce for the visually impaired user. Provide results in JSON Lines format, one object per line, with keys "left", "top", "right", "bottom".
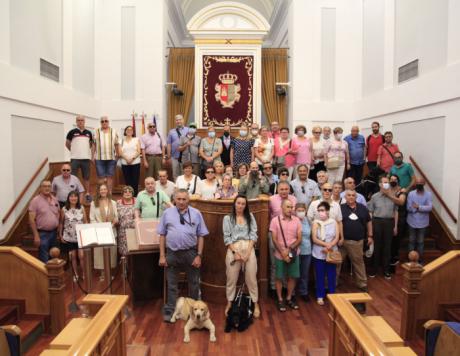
{"left": 165, "top": 82, "right": 184, "bottom": 96}
{"left": 275, "top": 82, "right": 290, "bottom": 96}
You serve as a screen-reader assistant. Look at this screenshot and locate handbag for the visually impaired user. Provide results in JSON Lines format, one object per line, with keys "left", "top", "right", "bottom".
{"left": 278, "top": 216, "right": 297, "bottom": 263}
{"left": 326, "top": 250, "right": 343, "bottom": 264}
{"left": 326, "top": 156, "right": 341, "bottom": 170}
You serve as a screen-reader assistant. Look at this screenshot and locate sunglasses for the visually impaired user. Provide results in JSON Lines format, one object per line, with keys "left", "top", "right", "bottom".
{"left": 62, "top": 169, "right": 70, "bottom": 172}
{"left": 150, "top": 197, "right": 156, "bottom": 206}
{"left": 323, "top": 188, "right": 333, "bottom": 192}
{"left": 317, "top": 209, "right": 326, "bottom": 212}
{"left": 280, "top": 172, "right": 289, "bottom": 176}
{"left": 206, "top": 171, "right": 214, "bottom": 174}
{"left": 301, "top": 186, "right": 305, "bottom": 194}
{"left": 101, "top": 120, "right": 109, "bottom": 123}
{"left": 263, "top": 166, "right": 272, "bottom": 170}
{"left": 148, "top": 125, "right": 156, "bottom": 128}
{"left": 313, "top": 131, "right": 321, "bottom": 134}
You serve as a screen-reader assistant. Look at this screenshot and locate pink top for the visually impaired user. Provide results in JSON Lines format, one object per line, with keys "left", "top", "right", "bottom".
{"left": 269, "top": 194, "right": 297, "bottom": 220}
{"left": 29, "top": 194, "right": 60, "bottom": 231}
{"left": 140, "top": 132, "right": 165, "bottom": 155}
{"left": 269, "top": 215, "right": 301, "bottom": 259}
{"left": 293, "top": 137, "right": 312, "bottom": 166}
{"left": 274, "top": 138, "right": 298, "bottom": 168}
{"left": 325, "top": 139, "right": 348, "bottom": 163}
{"left": 377, "top": 143, "right": 399, "bottom": 172}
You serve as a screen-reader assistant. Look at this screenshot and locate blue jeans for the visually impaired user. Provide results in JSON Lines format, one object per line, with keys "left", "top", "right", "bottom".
{"left": 314, "top": 257, "right": 336, "bottom": 299}
{"left": 38, "top": 230, "right": 57, "bottom": 263}
{"left": 408, "top": 226, "right": 426, "bottom": 260}
{"left": 297, "top": 254, "right": 312, "bottom": 296}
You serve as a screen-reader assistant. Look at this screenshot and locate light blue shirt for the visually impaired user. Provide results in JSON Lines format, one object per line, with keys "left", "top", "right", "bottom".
{"left": 344, "top": 134, "right": 365, "bottom": 165}
{"left": 167, "top": 126, "right": 189, "bottom": 159}
{"left": 340, "top": 191, "right": 367, "bottom": 206}
{"left": 299, "top": 218, "right": 312, "bottom": 255}
{"left": 157, "top": 206, "right": 208, "bottom": 251}
{"left": 291, "top": 178, "right": 321, "bottom": 206}
{"left": 406, "top": 190, "right": 432, "bottom": 228}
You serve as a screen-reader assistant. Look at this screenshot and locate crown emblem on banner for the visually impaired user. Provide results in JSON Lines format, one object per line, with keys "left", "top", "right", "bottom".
{"left": 218, "top": 72, "right": 238, "bottom": 84}
{"left": 215, "top": 71, "right": 241, "bottom": 109}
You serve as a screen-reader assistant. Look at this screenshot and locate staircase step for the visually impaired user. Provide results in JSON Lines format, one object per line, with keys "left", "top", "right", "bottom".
{"left": 307, "top": 348, "right": 328, "bottom": 356}
{"left": 20, "top": 245, "right": 39, "bottom": 259}
{"left": 445, "top": 308, "right": 460, "bottom": 322}
{"left": 21, "top": 234, "right": 35, "bottom": 247}
{"left": 0, "top": 305, "right": 19, "bottom": 325}
{"left": 18, "top": 315, "right": 45, "bottom": 353}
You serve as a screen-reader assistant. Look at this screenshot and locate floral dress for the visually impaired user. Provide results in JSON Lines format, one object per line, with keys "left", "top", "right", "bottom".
{"left": 233, "top": 138, "right": 254, "bottom": 168}
{"left": 63, "top": 207, "right": 85, "bottom": 249}
{"left": 116, "top": 199, "right": 136, "bottom": 256}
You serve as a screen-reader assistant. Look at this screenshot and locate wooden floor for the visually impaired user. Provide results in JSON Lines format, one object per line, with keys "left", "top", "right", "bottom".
{"left": 25, "top": 263, "right": 425, "bottom": 356}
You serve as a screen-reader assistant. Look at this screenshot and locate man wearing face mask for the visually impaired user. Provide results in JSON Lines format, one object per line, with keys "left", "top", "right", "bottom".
{"left": 367, "top": 176, "right": 398, "bottom": 279}
{"left": 322, "top": 126, "right": 332, "bottom": 142}
{"left": 406, "top": 178, "right": 432, "bottom": 263}
{"left": 167, "top": 114, "right": 189, "bottom": 180}
{"left": 178, "top": 123, "right": 201, "bottom": 176}
{"left": 220, "top": 124, "right": 234, "bottom": 167}
{"left": 238, "top": 161, "right": 269, "bottom": 199}
{"left": 250, "top": 123, "right": 260, "bottom": 140}
{"left": 339, "top": 190, "right": 373, "bottom": 292}
{"left": 390, "top": 152, "right": 416, "bottom": 190}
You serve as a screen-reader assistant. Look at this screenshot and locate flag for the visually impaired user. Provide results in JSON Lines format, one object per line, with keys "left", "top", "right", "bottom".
{"left": 141, "top": 113, "right": 146, "bottom": 135}
{"left": 153, "top": 114, "right": 157, "bottom": 127}
{"left": 131, "top": 112, "right": 136, "bottom": 137}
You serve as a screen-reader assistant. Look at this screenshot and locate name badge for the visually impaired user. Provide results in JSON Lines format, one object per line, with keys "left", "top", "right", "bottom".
{"left": 349, "top": 213, "right": 358, "bottom": 220}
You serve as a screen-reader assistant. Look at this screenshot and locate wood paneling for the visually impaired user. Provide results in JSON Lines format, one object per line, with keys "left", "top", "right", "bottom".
{"left": 0, "top": 247, "right": 49, "bottom": 315}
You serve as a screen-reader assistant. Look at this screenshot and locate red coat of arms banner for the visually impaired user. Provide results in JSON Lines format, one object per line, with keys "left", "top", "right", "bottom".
{"left": 202, "top": 55, "right": 253, "bottom": 127}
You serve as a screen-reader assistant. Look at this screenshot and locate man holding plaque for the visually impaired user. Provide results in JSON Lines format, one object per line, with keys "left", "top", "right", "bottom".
{"left": 158, "top": 189, "right": 209, "bottom": 322}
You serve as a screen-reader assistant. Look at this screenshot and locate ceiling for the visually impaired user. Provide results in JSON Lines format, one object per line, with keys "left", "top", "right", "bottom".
{"left": 166, "top": 0, "right": 290, "bottom": 47}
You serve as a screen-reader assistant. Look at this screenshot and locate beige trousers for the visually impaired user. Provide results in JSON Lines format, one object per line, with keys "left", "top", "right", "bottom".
{"left": 225, "top": 244, "right": 258, "bottom": 303}
{"left": 338, "top": 239, "right": 367, "bottom": 288}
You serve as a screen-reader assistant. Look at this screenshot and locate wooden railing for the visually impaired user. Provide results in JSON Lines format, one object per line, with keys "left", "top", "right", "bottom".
{"left": 41, "top": 294, "right": 128, "bottom": 355}
{"left": 0, "top": 247, "right": 66, "bottom": 334}
{"left": 409, "top": 156, "right": 457, "bottom": 224}
{"left": 328, "top": 293, "right": 416, "bottom": 355}
{"left": 400, "top": 251, "right": 460, "bottom": 340}
{"left": 2, "top": 157, "right": 49, "bottom": 224}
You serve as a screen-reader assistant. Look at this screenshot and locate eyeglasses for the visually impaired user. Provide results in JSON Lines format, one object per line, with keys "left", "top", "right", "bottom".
{"left": 313, "top": 131, "right": 321, "bottom": 134}
{"left": 150, "top": 197, "right": 156, "bottom": 206}
{"left": 317, "top": 209, "right": 326, "bottom": 212}
{"left": 101, "top": 120, "right": 109, "bottom": 123}
{"left": 62, "top": 169, "right": 70, "bottom": 172}
{"left": 323, "top": 188, "right": 333, "bottom": 192}
{"left": 148, "top": 125, "right": 156, "bottom": 128}
{"left": 206, "top": 170, "right": 214, "bottom": 174}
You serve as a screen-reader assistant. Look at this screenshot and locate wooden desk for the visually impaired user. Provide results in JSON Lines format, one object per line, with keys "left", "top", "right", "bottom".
{"left": 49, "top": 318, "right": 92, "bottom": 350}
{"left": 190, "top": 197, "right": 270, "bottom": 302}
{"left": 126, "top": 229, "right": 163, "bottom": 303}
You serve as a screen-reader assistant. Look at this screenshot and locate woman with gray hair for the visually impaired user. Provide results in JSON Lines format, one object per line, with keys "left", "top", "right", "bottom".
{"left": 215, "top": 174, "right": 238, "bottom": 200}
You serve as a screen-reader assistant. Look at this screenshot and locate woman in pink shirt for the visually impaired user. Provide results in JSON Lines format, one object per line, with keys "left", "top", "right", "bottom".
{"left": 292, "top": 125, "right": 313, "bottom": 178}
{"left": 273, "top": 127, "right": 298, "bottom": 177}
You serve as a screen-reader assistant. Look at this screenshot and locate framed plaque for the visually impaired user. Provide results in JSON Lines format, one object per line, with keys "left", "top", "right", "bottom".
{"left": 135, "top": 219, "right": 160, "bottom": 249}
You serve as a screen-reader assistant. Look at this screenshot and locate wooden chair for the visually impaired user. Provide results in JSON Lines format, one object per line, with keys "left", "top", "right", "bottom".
{"left": 0, "top": 325, "right": 21, "bottom": 356}
{"left": 424, "top": 320, "right": 460, "bottom": 356}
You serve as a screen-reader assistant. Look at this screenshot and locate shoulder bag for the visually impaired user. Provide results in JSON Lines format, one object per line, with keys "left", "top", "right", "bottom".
{"left": 278, "top": 216, "right": 297, "bottom": 263}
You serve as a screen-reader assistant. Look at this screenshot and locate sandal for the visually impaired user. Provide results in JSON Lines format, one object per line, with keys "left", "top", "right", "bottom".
{"left": 276, "top": 300, "right": 287, "bottom": 312}
{"left": 317, "top": 298, "right": 324, "bottom": 306}
{"left": 286, "top": 299, "right": 299, "bottom": 310}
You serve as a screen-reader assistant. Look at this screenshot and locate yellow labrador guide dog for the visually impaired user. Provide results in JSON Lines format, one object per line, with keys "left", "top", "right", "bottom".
{"left": 170, "top": 297, "right": 216, "bottom": 343}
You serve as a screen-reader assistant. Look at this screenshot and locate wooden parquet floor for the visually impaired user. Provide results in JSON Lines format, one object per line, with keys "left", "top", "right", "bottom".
{"left": 25, "top": 263, "right": 425, "bottom": 356}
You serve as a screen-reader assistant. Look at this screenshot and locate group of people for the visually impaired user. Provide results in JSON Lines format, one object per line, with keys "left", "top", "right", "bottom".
{"left": 28, "top": 115, "right": 433, "bottom": 320}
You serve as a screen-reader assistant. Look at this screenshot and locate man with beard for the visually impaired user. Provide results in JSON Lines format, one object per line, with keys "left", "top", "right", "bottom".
{"left": 238, "top": 161, "right": 269, "bottom": 199}
{"left": 220, "top": 124, "right": 234, "bottom": 167}
{"left": 365, "top": 121, "right": 384, "bottom": 171}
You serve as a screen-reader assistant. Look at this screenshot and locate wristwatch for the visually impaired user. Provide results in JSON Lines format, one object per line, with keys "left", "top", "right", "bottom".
{"left": 197, "top": 253, "right": 202, "bottom": 258}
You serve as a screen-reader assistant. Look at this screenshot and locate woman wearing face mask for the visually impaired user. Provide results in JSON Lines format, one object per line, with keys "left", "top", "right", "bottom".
{"left": 199, "top": 126, "right": 223, "bottom": 178}
{"left": 324, "top": 127, "right": 350, "bottom": 184}
{"left": 311, "top": 201, "right": 339, "bottom": 305}
{"left": 295, "top": 203, "right": 312, "bottom": 302}
{"left": 292, "top": 125, "right": 313, "bottom": 179}
{"left": 253, "top": 126, "right": 274, "bottom": 170}
{"left": 233, "top": 124, "right": 255, "bottom": 169}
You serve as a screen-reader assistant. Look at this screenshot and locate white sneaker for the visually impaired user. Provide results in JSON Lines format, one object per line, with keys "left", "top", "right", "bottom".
{"left": 317, "top": 298, "right": 324, "bottom": 306}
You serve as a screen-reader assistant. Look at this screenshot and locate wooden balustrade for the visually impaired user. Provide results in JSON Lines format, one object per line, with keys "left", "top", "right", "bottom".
{"left": 40, "top": 294, "right": 128, "bottom": 356}
{"left": 328, "top": 293, "right": 416, "bottom": 355}
{"left": 400, "top": 250, "right": 460, "bottom": 340}
{"left": 0, "top": 247, "right": 66, "bottom": 334}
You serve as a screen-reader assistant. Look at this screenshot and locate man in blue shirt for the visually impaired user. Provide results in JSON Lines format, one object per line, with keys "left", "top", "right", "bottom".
{"left": 158, "top": 189, "right": 209, "bottom": 322}
{"left": 344, "top": 126, "right": 366, "bottom": 184}
{"left": 406, "top": 177, "right": 432, "bottom": 263}
{"left": 167, "top": 114, "right": 189, "bottom": 180}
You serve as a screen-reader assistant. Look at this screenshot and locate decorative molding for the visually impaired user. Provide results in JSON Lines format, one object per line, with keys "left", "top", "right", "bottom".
{"left": 187, "top": 2, "right": 270, "bottom": 40}
{"left": 194, "top": 39, "right": 263, "bottom": 45}
{"left": 265, "top": 0, "right": 290, "bottom": 47}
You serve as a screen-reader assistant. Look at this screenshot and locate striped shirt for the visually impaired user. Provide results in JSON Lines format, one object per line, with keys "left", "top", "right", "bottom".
{"left": 94, "top": 128, "right": 119, "bottom": 160}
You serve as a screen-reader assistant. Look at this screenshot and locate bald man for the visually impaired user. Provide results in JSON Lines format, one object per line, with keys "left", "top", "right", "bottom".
{"left": 135, "top": 177, "right": 173, "bottom": 219}
{"left": 344, "top": 126, "right": 366, "bottom": 184}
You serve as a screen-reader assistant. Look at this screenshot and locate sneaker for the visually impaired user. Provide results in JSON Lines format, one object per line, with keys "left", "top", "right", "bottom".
{"left": 286, "top": 299, "right": 299, "bottom": 310}
{"left": 317, "top": 298, "right": 324, "bottom": 306}
{"left": 384, "top": 272, "right": 392, "bottom": 280}
{"left": 163, "top": 314, "right": 172, "bottom": 323}
{"left": 368, "top": 273, "right": 376, "bottom": 278}
{"left": 390, "top": 259, "right": 400, "bottom": 266}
